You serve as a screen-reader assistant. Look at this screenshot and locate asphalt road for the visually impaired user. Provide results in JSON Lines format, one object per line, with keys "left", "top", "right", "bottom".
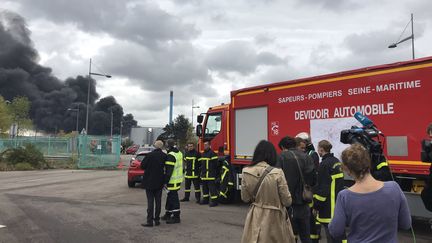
{"left": 0, "top": 157, "right": 430, "bottom": 243}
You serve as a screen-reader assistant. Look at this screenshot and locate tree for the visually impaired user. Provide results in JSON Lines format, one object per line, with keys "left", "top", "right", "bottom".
{"left": 0, "top": 96, "right": 12, "bottom": 135}
{"left": 8, "top": 96, "right": 33, "bottom": 136}
{"left": 159, "top": 115, "right": 193, "bottom": 150}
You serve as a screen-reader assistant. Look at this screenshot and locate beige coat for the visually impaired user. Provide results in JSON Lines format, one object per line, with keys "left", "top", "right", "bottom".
{"left": 241, "top": 161, "right": 295, "bottom": 243}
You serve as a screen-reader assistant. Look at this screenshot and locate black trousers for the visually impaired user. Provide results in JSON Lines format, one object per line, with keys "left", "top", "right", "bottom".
{"left": 184, "top": 177, "right": 201, "bottom": 199}
{"left": 146, "top": 189, "right": 162, "bottom": 223}
{"left": 310, "top": 207, "right": 321, "bottom": 242}
{"left": 289, "top": 204, "right": 312, "bottom": 243}
{"left": 165, "top": 190, "right": 180, "bottom": 218}
{"left": 201, "top": 180, "right": 218, "bottom": 202}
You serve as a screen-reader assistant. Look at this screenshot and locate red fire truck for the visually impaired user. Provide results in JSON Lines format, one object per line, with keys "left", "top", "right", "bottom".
{"left": 196, "top": 56, "right": 432, "bottom": 218}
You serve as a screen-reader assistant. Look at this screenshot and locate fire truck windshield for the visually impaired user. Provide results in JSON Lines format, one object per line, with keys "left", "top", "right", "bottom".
{"left": 204, "top": 113, "right": 222, "bottom": 139}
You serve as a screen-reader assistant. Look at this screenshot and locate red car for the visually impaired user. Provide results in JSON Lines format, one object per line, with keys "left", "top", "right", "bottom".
{"left": 126, "top": 144, "right": 139, "bottom": 154}
{"left": 127, "top": 150, "right": 151, "bottom": 188}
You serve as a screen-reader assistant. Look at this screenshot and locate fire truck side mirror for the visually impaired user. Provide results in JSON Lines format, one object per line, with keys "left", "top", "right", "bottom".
{"left": 197, "top": 115, "right": 204, "bottom": 124}
{"left": 196, "top": 124, "right": 203, "bottom": 137}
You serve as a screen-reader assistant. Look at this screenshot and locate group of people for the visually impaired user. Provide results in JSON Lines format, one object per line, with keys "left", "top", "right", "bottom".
{"left": 140, "top": 139, "right": 234, "bottom": 227}
{"left": 139, "top": 133, "right": 413, "bottom": 241}
{"left": 182, "top": 141, "right": 234, "bottom": 206}
{"left": 241, "top": 134, "right": 412, "bottom": 243}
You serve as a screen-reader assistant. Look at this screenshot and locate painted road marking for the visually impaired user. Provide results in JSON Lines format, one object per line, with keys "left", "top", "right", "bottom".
{"left": 0, "top": 225, "right": 6, "bottom": 229}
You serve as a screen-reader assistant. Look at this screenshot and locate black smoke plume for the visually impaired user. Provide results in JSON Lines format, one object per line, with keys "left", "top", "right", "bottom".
{"left": 0, "top": 11, "right": 135, "bottom": 135}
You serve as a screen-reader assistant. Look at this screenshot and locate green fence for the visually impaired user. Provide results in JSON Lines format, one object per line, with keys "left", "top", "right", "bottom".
{"left": 77, "top": 135, "right": 121, "bottom": 168}
{"left": 0, "top": 135, "right": 121, "bottom": 169}
{"left": 0, "top": 137, "right": 73, "bottom": 156}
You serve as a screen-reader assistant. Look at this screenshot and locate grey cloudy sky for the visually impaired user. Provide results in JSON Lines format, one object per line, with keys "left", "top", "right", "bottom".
{"left": 1, "top": 0, "right": 431, "bottom": 126}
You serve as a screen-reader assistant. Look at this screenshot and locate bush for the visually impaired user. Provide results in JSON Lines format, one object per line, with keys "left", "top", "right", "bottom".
{"left": 45, "top": 156, "right": 78, "bottom": 169}
{"left": 14, "top": 162, "right": 34, "bottom": 170}
{"left": 2, "top": 143, "right": 46, "bottom": 169}
{"left": 0, "top": 162, "right": 12, "bottom": 171}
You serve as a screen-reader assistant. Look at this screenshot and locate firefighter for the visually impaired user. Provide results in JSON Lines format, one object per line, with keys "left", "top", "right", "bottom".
{"left": 313, "top": 140, "right": 345, "bottom": 242}
{"left": 296, "top": 133, "right": 321, "bottom": 242}
{"left": 370, "top": 153, "right": 392, "bottom": 181}
{"left": 162, "top": 139, "right": 183, "bottom": 224}
{"left": 199, "top": 141, "right": 220, "bottom": 207}
{"left": 181, "top": 142, "right": 201, "bottom": 203}
{"left": 296, "top": 132, "right": 320, "bottom": 169}
{"left": 217, "top": 154, "right": 234, "bottom": 203}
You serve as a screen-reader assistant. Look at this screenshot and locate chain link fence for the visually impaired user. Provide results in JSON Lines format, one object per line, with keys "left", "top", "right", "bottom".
{"left": 0, "top": 137, "right": 73, "bottom": 156}
{"left": 77, "top": 135, "right": 121, "bottom": 168}
{"left": 0, "top": 135, "right": 121, "bottom": 169}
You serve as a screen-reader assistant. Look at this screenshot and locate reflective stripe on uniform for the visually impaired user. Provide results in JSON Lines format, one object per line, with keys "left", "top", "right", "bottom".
{"left": 184, "top": 189, "right": 191, "bottom": 192}
{"left": 377, "top": 161, "right": 388, "bottom": 170}
{"left": 220, "top": 191, "right": 227, "bottom": 198}
{"left": 310, "top": 234, "right": 320, "bottom": 239}
{"left": 221, "top": 165, "right": 229, "bottom": 181}
{"left": 317, "top": 217, "right": 331, "bottom": 223}
{"left": 332, "top": 162, "right": 342, "bottom": 169}
{"left": 330, "top": 173, "right": 344, "bottom": 218}
{"left": 195, "top": 190, "right": 201, "bottom": 192}
{"left": 314, "top": 194, "right": 326, "bottom": 202}
{"left": 165, "top": 161, "right": 175, "bottom": 166}
{"left": 168, "top": 151, "right": 183, "bottom": 185}
{"left": 202, "top": 194, "right": 209, "bottom": 198}
{"left": 228, "top": 182, "right": 234, "bottom": 186}
{"left": 185, "top": 156, "right": 197, "bottom": 178}
{"left": 199, "top": 156, "right": 218, "bottom": 180}
{"left": 185, "top": 175, "right": 199, "bottom": 179}
{"left": 167, "top": 183, "right": 181, "bottom": 190}
{"left": 318, "top": 172, "right": 344, "bottom": 224}
{"left": 206, "top": 160, "right": 209, "bottom": 178}
{"left": 211, "top": 195, "right": 218, "bottom": 199}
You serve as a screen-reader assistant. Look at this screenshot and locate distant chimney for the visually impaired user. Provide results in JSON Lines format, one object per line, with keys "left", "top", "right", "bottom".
{"left": 169, "top": 90, "right": 173, "bottom": 124}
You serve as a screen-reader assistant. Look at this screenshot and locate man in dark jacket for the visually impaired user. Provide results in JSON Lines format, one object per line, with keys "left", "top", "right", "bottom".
{"left": 140, "top": 140, "right": 166, "bottom": 227}
{"left": 296, "top": 133, "right": 321, "bottom": 242}
{"left": 313, "top": 140, "right": 345, "bottom": 242}
{"left": 181, "top": 142, "right": 201, "bottom": 203}
{"left": 199, "top": 141, "right": 220, "bottom": 207}
{"left": 276, "top": 136, "right": 315, "bottom": 243}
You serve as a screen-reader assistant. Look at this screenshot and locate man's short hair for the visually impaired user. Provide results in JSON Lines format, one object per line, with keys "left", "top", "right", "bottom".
{"left": 278, "top": 136, "right": 297, "bottom": 150}
{"left": 166, "top": 139, "right": 175, "bottom": 147}
{"left": 295, "top": 137, "right": 306, "bottom": 147}
{"left": 318, "top": 140, "right": 332, "bottom": 153}
{"left": 427, "top": 123, "right": 432, "bottom": 135}
{"left": 154, "top": 140, "right": 164, "bottom": 149}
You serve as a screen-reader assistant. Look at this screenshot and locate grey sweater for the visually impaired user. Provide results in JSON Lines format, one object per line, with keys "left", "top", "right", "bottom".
{"left": 329, "top": 181, "right": 411, "bottom": 243}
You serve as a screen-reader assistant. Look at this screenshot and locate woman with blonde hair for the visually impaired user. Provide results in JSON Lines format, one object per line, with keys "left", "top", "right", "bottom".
{"left": 241, "top": 140, "right": 295, "bottom": 243}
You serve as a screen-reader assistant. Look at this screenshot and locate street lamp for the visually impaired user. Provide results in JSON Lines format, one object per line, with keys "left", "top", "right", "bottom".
{"left": 388, "top": 13, "right": 415, "bottom": 60}
{"left": 67, "top": 107, "right": 80, "bottom": 134}
{"left": 110, "top": 107, "right": 114, "bottom": 138}
{"left": 120, "top": 120, "right": 123, "bottom": 138}
{"left": 85, "top": 58, "right": 112, "bottom": 135}
{"left": 191, "top": 99, "right": 200, "bottom": 127}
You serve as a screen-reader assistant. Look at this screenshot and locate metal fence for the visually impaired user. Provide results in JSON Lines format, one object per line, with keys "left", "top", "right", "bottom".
{"left": 0, "top": 135, "right": 121, "bottom": 169}
{"left": 77, "top": 135, "right": 121, "bottom": 168}
{"left": 0, "top": 137, "right": 73, "bottom": 156}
